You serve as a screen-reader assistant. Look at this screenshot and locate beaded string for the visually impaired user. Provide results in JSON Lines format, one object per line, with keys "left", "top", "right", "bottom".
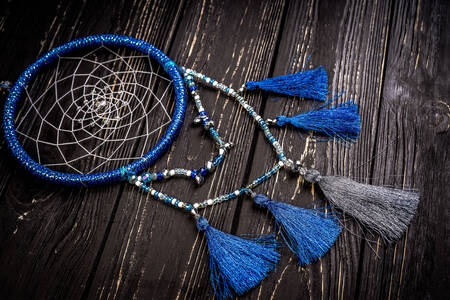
{"left": 124, "top": 67, "right": 302, "bottom": 215}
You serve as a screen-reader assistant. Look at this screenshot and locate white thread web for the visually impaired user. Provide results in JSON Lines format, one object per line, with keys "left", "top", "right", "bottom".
{"left": 15, "top": 45, "right": 174, "bottom": 174}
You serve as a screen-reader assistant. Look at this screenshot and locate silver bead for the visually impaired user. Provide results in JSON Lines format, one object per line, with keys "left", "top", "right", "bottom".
{"left": 206, "top": 161, "right": 215, "bottom": 171}
{"left": 285, "top": 159, "right": 304, "bottom": 173}
{"left": 224, "top": 142, "right": 234, "bottom": 150}
{"left": 163, "top": 169, "right": 169, "bottom": 178}
{"left": 128, "top": 175, "right": 136, "bottom": 184}
{"left": 284, "top": 159, "right": 295, "bottom": 170}
{"left": 204, "top": 120, "right": 214, "bottom": 129}
{"left": 193, "top": 115, "right": 203, "bottom": 124}
{"left": 295, "top": 161, "right": 307, "bottom": 175}
{"left": 194, "top": 175, "right": 204, "bottom": 185}
{"left": 266, "top": 118, "right": 277, "bottom": 125}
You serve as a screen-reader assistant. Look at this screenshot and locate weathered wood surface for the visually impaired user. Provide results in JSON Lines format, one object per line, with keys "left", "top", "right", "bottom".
{"left": 0, "top": 0, "right": 448, "bottom": 299}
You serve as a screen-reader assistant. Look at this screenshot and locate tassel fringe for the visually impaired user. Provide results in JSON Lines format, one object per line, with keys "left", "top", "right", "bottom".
{"left": 274, "top": 100, "right": 360, "bottom": 142}
{"left": 196, "top": 216, "right": 280, "bottom": 299}
{"left": 245, "top": 67, "right": 328, "bottom": 100}
{"left": 303, "top": 169, "right": 420, "bottom": 242}
{"left": 253, "top": 194, "right": 341, "bottom": 265}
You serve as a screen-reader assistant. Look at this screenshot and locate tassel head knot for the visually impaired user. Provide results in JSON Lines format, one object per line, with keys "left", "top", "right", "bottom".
{"left": 244, "top": 80, "right": 259, "bottom": 90}
{"left": 275, "top": 115, "right": 290, "bottom": 126}
{"left": 304, "top": 169, "right": 322, "bottom": 183}
{"left": 196, "top": 216, "right": 210, "bottom": 231}
{"left": 254, "top": 194, "right": 271, "bottom": 208}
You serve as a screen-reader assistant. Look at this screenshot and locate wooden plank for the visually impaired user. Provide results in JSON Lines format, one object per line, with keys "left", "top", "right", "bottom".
{"left": 86, "top": 0, "right": 291, "bottom": 299}
{"left": 355, "top": 1, "right": 449, "bottom": 299}
{"left": 0, "top": 0, "right": 183, "bottom": 299}
{"left": 237, "top": 0, "right": 443, "bottom": 299}
{"left": 236, "top": 1, "right": 342, "bottom": 299}
{"left": 0, "top": 0, "right": 62, "bottom": 244}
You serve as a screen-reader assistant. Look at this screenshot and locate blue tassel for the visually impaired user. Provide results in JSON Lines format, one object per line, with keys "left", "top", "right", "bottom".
{"left": 274, "top": 100, "right": 361, "bottom": 142}
{"left": 253, "top": 194, "right": 341, "bottom": 265}
{"left": 244, "top": 67, "right": 328, "bottom": 100}
{"left": 196, "top": 216, "right": 280, "bottom": 299}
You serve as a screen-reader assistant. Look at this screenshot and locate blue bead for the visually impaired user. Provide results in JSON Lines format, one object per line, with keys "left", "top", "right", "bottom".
{"left": 200, "top": 167, "right": 208, "bottom": 176}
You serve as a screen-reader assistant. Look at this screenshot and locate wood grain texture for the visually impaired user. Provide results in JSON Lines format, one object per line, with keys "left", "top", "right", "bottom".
{"left": 0, "top": 0, "right": 448, "bottom": 299}
{"left": 88, "top": 1, "right": 287, "bottom": 299}
{"left": 0, "top": 0, "right": 183, "bottom": 299}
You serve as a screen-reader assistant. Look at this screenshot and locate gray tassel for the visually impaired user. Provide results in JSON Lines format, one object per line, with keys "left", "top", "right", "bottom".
{"left": 302, "top": 169, "right": 419, "bottom": 242}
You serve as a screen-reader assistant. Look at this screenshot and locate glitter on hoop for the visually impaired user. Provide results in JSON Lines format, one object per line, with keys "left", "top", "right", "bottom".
{"left": 3, "top": 34, "right": 187, "bottom": 186}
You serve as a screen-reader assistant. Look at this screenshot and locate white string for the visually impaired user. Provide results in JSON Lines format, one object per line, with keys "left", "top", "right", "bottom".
{"left": 15, "top": 45, "right": 174, "bottom": 174}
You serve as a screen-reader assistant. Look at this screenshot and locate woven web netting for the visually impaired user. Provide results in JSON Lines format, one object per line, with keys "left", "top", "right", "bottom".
{"left": 14, "top": 45, "right": 175, "bottom": 174}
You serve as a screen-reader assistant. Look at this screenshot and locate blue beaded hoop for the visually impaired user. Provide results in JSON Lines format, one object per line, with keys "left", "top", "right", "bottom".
{"left": 3, "top": 34, "right": 187, "bottom": 186}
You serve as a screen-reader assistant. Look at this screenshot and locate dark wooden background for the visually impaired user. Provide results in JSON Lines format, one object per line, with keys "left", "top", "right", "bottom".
{"left": 0, "top": 0, "right": 448, "bottom": 299}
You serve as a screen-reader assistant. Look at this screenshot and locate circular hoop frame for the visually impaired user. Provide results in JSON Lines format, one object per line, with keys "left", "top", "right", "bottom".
{"left": 3, "top": 34, "right": 187, "bottom": 186}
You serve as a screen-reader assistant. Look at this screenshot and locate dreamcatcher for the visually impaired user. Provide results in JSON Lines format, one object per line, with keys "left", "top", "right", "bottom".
{"left": 2, "top": 35, "right": 419, "bottom": 299}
